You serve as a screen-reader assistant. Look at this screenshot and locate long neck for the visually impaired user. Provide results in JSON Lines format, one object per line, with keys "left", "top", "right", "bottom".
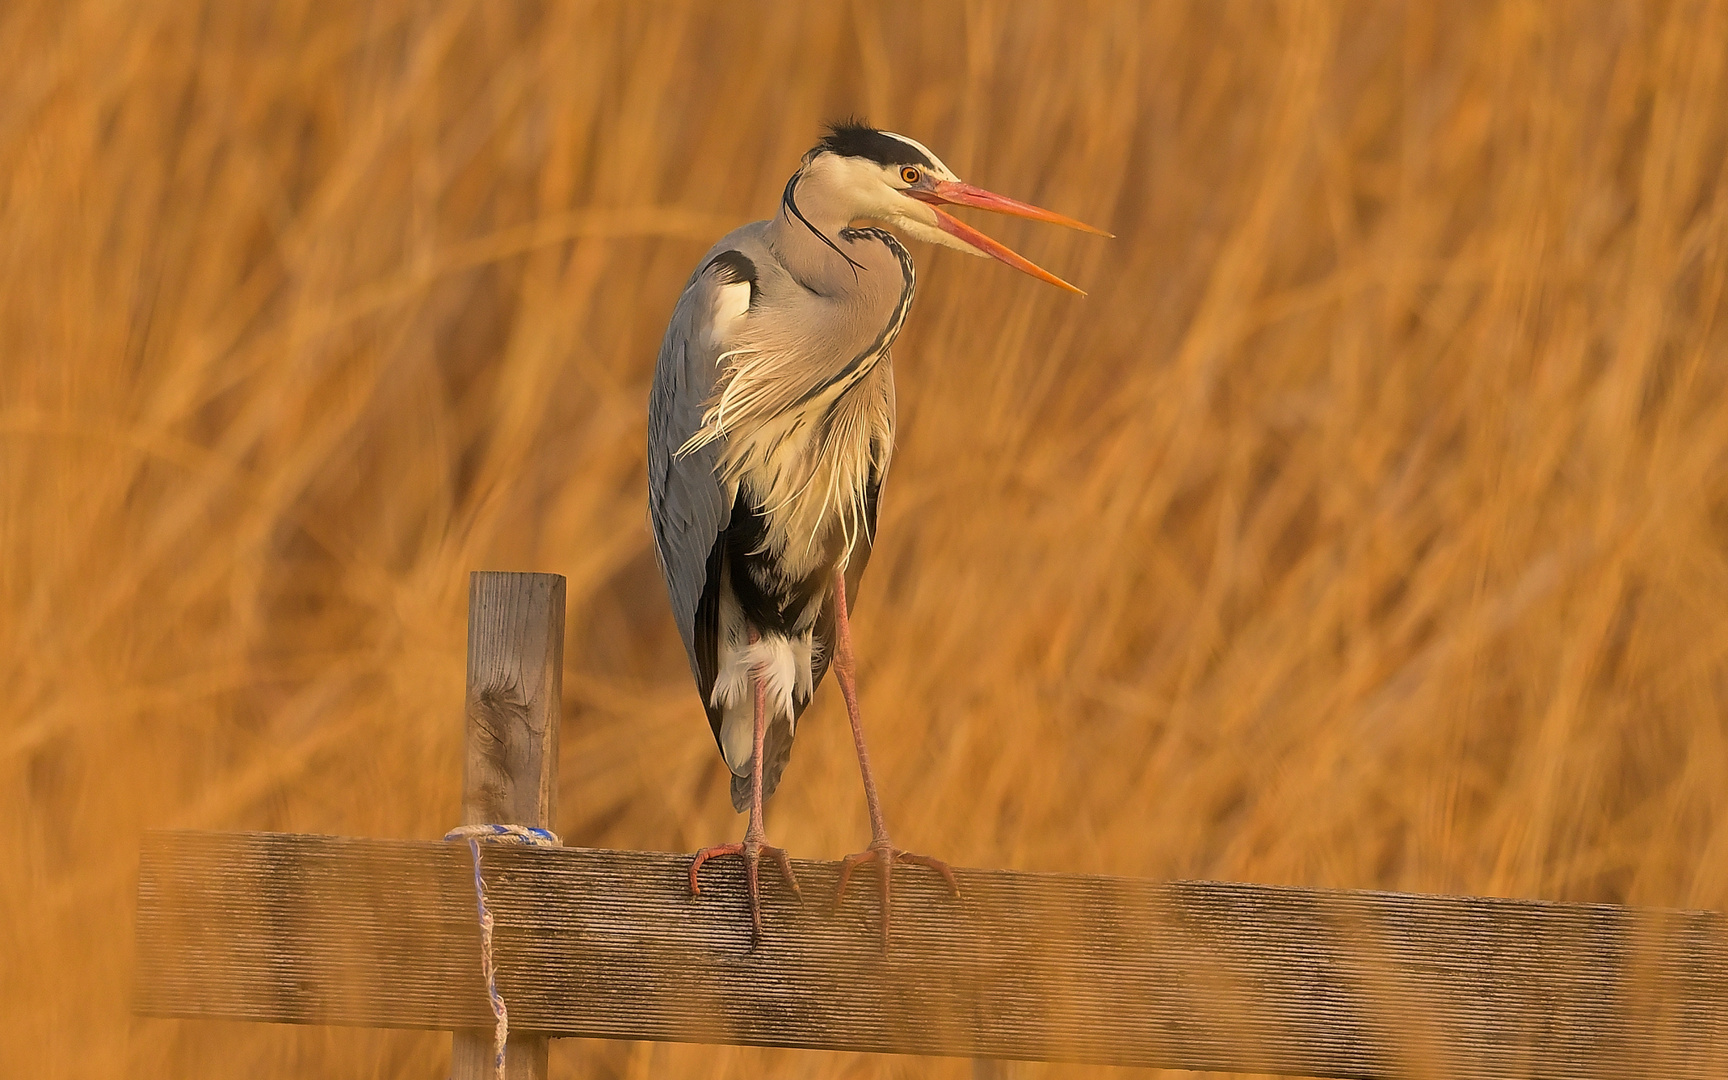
{"left": 766, "top": 167, "right": 871, "bottom": 294}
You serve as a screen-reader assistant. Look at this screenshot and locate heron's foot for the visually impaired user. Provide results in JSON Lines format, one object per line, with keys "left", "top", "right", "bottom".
{"left": 688, "top": 839, "right": 802, "bottom": 944}
{"left": 835, "top": 839, "right": 960, "bottom": 951}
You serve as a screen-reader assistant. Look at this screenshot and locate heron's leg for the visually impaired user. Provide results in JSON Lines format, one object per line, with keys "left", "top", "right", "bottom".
{"left": 831, "top": 568, "right": 959, "bottom": 950}
{"left": 689, "top": 628, "right": 800, "bottom": 944}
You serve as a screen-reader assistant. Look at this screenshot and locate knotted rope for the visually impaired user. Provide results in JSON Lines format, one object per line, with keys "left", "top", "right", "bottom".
{"left": 444, "top": 823, "right": 561, "bottom": 1080}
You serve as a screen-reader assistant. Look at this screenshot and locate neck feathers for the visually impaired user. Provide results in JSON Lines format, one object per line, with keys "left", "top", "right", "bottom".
{"left": 679, "top": 229, "right": 911, "bottom": 579}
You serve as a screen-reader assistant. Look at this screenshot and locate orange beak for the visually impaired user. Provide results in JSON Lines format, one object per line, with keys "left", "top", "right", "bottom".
{"left": 911, "top": 180, "right": 1112, "bottom": 295}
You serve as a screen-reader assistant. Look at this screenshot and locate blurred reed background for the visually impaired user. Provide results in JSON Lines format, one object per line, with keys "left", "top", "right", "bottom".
{"left": 3, "top": 1, "right": 1727, "bottom": 1077}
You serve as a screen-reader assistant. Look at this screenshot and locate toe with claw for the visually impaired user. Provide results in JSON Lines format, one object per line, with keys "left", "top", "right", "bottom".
{"left": 690, "top": 839, "right": 802, "bottom": 945}
{"left": 836, "top": 838, "right": 960, "bottom": 950}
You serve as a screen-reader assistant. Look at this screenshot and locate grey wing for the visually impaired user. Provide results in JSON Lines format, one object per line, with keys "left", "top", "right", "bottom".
{"left": 647, "top": 234, "right": 761, "bottom": 705}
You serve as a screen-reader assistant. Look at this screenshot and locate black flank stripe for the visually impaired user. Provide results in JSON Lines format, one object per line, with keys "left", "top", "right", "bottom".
{"left": 705, "top": 250, "right": 760, "bottom": 307}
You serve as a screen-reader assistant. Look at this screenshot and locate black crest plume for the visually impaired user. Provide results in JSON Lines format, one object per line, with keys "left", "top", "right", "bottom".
{"left": 816, "top": 118, "right": 935, "bottom": 168}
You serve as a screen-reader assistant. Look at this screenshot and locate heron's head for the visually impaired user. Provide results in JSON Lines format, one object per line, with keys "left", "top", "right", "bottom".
{"left": 800, "top": 120, "right": 1110, "bottom": 294}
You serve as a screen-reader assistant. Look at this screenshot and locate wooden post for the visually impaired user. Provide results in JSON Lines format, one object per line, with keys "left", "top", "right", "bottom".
{"left": 452, "top": 571, "right": 566, "bottom": 1080}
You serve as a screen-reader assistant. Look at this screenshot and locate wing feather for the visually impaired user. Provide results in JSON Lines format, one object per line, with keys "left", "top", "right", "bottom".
{"left": 648, "top": 233, "right": 764, "bottom": 720}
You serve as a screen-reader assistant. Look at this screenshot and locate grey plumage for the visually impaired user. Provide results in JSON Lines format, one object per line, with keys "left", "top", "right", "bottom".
{"left": 648, "top": 122, "right": 1105, "bottom": 830}
{"left": 649, "top": 214, "right": 901, "bottom": 808}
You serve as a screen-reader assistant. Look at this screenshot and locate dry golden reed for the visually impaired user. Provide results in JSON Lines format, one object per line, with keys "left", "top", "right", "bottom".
{"left": 3, "top": 2, "right": 1727, "bottom": 1077}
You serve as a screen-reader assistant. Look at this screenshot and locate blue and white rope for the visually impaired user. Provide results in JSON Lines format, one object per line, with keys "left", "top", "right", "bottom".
{"left": 444, "top": 823, "right": 561, "bottom": 1080}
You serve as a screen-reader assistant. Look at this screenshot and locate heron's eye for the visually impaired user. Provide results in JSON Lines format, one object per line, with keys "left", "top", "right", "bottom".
{"left": 900, "top": 166, "right": 921, "bottom": 185}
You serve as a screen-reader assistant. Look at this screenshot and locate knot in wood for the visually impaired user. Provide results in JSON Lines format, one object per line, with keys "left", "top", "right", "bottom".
{"left": 467, "top": 682, "right": 535, "bottom": 750}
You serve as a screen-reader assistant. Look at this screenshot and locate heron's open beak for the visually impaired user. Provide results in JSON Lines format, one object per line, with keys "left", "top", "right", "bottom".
{"left": 912, "top": 181, "right": 1111, "bottom": 295}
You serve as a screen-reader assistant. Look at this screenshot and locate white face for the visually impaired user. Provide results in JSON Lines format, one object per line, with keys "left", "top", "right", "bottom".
{"left": 800, "top": 137, "right": 989, "bottom": 258}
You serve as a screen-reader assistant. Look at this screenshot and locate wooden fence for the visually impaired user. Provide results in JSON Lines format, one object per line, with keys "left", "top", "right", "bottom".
{"left": 133, "top": 572, "right": 1728, "bottom": 1079}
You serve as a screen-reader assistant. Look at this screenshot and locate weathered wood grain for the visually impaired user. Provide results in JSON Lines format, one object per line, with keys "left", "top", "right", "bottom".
{"left": 134, "top": 830, "right": 1728, "bottom": 1078}
{"left": 455, "top": 570, "right": 565, "bottom": 1080}
{"left": 461, "top": 571, "right": 564, "bottom": 831}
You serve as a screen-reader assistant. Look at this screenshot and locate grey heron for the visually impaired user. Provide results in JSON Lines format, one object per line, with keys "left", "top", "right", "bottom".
{"left": 648, "top": 121, "right": 1107, "bottom": 945}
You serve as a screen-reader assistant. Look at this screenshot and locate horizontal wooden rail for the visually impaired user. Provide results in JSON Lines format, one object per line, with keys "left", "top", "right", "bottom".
{"left": 135, "top": 830, "right": 1727, "bottom": 1078}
